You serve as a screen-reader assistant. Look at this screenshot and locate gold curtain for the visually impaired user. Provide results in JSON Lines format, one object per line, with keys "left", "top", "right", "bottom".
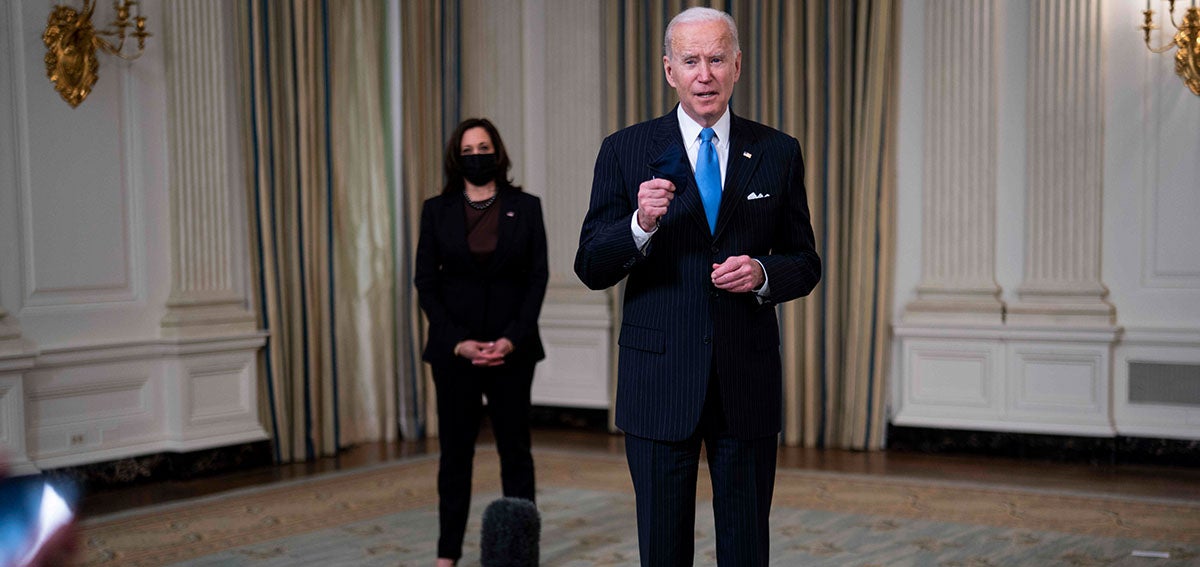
{"left": 398, "top": 0, "right": 457, "bottom": 438}
{"left": 329, "top": 0, "right": 397, "bottom": 446}
{"left": 603, "top": 0, "right": 898, "bottom": 450}
{"left": 244, "top": 1, "right": 397, "bottom": 461}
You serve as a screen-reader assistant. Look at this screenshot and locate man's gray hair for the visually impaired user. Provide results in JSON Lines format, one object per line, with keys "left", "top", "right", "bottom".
{"left": 664, "top": 7, "right": 740, "bottom": 59}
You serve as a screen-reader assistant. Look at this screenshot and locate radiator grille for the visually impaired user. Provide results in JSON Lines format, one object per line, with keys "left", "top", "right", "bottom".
{"left": 1128, "top": 362, "right": 1200, "bottom": 406}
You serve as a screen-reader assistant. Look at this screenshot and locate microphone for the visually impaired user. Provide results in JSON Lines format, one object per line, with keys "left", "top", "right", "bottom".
{"left": 479, "top": 497, "right": 540, "bottom": 567}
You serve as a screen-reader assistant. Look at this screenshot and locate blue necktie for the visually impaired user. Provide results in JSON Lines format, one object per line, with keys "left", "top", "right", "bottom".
{"left": 696, "top": 127, "right": 721, "bottom": 234}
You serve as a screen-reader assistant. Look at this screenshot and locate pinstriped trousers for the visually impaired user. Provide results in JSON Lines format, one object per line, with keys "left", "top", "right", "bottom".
{"left": 625, "top": 372, "right": 778, "bottom": 566}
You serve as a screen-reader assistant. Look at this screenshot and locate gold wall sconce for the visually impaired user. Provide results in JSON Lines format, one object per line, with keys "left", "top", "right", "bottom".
{"left": 42, "top": 0, "right": 151, "bottom": 108}
{"left": 1141, "top": 0, "right": 1200, "bottom": 96}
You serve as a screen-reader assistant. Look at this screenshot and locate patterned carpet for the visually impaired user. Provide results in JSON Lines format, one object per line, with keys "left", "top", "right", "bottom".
{"left": 80, "top": 448, "right": 1200, "bottom": 566}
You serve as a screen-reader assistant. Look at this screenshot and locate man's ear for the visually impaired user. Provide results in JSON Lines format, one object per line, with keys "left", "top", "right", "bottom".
{"left": 663, "top": 55, "right": 678, "bottom": 88}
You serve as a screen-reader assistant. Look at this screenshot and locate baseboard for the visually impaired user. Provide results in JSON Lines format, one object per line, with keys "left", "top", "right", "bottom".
{"left": 887, "top": 425, "right": 1200, "bottom": 467}
{"left": 529, "top": 405, "right": 609, "bottom": 431}
{"left": 39, "top": 441, "right": 273, "bottom": 492}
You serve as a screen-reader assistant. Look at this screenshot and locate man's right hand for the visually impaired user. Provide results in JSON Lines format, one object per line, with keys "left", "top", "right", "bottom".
{"left": 637, "top": 178, "right": 676, "bottom": 232}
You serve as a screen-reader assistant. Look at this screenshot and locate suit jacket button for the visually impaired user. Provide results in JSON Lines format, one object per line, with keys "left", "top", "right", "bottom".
{"left": 710, "top": 246, "right": 719, "bottom": 254}
{"left": 702, "top": 336, "right": 711, "bottom": 345}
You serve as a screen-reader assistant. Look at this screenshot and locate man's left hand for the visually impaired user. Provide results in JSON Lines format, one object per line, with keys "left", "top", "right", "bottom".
{"left": 711, "top": 256, "right": 764, "bottom": 293}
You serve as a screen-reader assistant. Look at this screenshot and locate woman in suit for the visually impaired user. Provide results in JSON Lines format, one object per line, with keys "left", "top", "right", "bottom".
{"left": 414, "top": 118, "right": 548, "bottom": 567}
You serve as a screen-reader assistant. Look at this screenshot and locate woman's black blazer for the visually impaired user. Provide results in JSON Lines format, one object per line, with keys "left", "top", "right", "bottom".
{"left": 414, "top": 186, "right": 549, "bottom": 367}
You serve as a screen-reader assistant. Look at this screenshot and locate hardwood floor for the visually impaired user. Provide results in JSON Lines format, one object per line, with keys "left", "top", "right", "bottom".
{"left": 79, "top": 424, "right": 1200, "bottom": 519}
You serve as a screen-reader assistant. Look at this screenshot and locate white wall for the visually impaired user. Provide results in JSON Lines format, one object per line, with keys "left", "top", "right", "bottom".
{"left": 0, "top": 0, "right": 266, "bottom": 474}
{"left": 892, "top": 0, "right": 1200, "bottom": 439}
{"left": 1104, "top": 2, "right": 1200, "bottom": 324}
{"left": 458, "top": 0, "right": 613, "bottom": 408}
{"left": 1103, "top": 0, "right": 1200, "bottom": 438}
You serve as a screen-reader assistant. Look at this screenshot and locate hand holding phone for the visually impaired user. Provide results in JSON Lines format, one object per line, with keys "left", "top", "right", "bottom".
{"left": 637, "top": 176, "right": 676, "bottom": 232}
{"left": 0, "top": 475, "right": 79, "bottom": 567}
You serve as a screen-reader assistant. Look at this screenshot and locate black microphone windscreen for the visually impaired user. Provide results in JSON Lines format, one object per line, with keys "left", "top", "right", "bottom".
{"left": 480, "top": 497, "right": 540, "bottom": 567}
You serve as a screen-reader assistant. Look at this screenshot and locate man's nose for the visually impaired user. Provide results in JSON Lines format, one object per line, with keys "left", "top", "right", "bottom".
{"left": 697, "top": 63, "right": 713, "bottom": 81}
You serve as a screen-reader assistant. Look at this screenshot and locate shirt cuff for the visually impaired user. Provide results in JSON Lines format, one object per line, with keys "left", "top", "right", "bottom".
{"left": 631, "top": 213, "right": 656, "bottom": 255}
{"left": 753, "top": 259, "right": 770, "bottom": 302}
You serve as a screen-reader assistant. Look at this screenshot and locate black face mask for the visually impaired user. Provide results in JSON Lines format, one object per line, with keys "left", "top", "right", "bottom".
{"left": 460, "top": 153, "right": 499, "bottom": 186}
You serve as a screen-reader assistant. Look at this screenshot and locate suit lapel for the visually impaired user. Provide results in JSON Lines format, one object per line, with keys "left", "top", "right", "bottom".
{"left": 486, "top": 188, "right": 518, "bottom": 273}
{"left": 648, "top": 110, "right": 710, "bottom": 235}
{"left": 443, "top": 192, "right": 472, "bottom": 265}
{"left": 715, "top": 114, "right": 762, "bottom": 239}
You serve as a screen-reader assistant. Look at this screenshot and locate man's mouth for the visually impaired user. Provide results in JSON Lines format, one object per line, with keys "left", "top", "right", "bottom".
{"left": 695, "top": 91, "right": 718, "bottom": 100}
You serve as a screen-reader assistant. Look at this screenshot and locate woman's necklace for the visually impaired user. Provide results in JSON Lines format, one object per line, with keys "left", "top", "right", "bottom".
{"left": 464, "top": 188, "right": 497, "bottom": 210}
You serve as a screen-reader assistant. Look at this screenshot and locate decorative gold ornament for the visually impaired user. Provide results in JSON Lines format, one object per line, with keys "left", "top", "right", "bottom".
{"left": 42, "top": 0, "right": 151, "bottom": 108}
{"left": 1141, "top": 0, "right": 1200, "bottom": 96}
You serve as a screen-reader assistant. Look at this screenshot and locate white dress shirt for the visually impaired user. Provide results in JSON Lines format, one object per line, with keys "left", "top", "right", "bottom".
{"left": 631, "top": 106, "right": 770, "bottom": 297}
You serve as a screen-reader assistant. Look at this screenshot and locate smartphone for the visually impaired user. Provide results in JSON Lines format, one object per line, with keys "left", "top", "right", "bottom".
{"left": 0, "top": 474, "right": 78, "bottom": 567}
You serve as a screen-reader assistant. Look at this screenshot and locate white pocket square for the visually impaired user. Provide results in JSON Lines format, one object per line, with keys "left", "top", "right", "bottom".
{"left": 747, "top": 192, "right": 771, "bottom": 200}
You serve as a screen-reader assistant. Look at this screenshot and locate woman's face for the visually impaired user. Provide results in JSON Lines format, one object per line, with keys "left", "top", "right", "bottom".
{"left": 460, "top": 127, "right": 494, "bottom": 155}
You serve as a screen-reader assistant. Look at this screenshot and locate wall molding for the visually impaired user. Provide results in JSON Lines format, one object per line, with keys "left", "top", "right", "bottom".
{"left": 1113, "top": 334, "right": 1200, "bottom": 440}
{"left": 15, "top": 0, "right": 144, "bottom": 310}
{"left": 3, "top": 333, "right": 268, "bottom": 471}
{"left": 1141, "top": 55, "right": 1200, "bottom": 288}
{"left": 894, "top": 323, "right": 1119, "bottom": 436}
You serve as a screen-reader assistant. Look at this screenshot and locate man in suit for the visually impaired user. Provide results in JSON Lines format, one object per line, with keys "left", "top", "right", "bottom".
{"left": 574, "top": 7, "right": 821, "bottom": 566}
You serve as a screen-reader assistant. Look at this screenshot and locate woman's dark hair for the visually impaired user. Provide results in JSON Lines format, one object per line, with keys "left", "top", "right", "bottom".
{"left": 442, "top": 117, "right": 520, "bottom": 195}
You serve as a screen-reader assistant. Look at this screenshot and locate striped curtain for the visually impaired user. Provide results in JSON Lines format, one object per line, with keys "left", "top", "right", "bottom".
{"left": 244, "top": 0, "right": 397, "bottom": 462}
{"left": 328, "top": 1, "right": 397, "bottom": 448}
{"left": 397, "top": 0, "right": 461, "bottom": 438}
{"left": 604, "top": 0, "right": 898, "bottom": 450}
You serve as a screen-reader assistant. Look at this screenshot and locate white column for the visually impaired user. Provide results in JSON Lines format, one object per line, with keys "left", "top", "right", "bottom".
{"left": 522, "top": 0, "right": 610, "bottom": 408}
{"left": 159, "top": 0, "right": 256, "bottom": 338}
{"left": 1008, "top": 0, "right": 1113, "bottom": 327}
{"left": 903, "top": 0, "right": 1003, "bottom": 325}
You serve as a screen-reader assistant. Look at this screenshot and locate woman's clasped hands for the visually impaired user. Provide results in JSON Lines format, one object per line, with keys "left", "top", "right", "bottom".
{"left": 455, "top": 338, "right": 514, "bottom": 367}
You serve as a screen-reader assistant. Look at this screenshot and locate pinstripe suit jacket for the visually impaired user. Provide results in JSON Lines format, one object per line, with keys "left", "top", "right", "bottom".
{"left": 575, "top": 109, "right": 821, "bottom": 442}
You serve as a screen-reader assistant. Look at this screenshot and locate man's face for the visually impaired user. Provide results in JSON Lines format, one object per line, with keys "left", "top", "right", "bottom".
{"left": 663, "top": 19, "right": 741, "bottom": 128}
